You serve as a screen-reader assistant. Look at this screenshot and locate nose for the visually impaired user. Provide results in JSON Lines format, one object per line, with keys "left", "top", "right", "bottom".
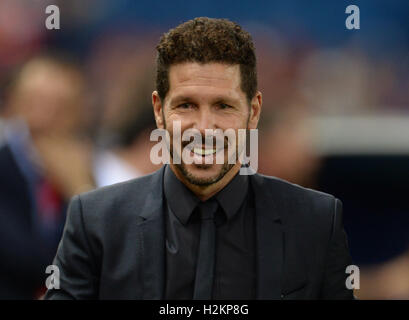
{"left": 193, "top": 106, "right": 216, "bottom": 136}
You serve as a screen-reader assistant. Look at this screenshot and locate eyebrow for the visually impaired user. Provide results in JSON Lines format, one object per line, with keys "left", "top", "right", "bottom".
{"left": 170, "top": 96, "right": 193, "bottom": 105}
{"left": 170, "top": 95, "right": 237, "bottom": 105}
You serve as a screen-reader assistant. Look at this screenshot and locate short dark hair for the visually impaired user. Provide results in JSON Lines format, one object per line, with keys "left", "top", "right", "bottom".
{"left": 155, "top": 17, "right": 257, "bottom": 102}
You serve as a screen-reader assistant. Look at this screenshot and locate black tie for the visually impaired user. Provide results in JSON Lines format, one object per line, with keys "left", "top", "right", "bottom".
{"left": 193, "top": 199, "right": 218, "bottom": 300}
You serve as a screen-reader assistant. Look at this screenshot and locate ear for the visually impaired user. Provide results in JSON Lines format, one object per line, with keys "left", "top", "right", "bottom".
{"left": 152, "top": 91, "right": 165, "bottom": 129}
{"left": 248, "top": 91, "right": 262, "bottom": 129}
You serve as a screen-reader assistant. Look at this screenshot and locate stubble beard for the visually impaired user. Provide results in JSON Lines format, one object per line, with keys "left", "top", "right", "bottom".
{"left": 175, "top": 161, "right": 235, "bottom": 186}
{"left": 164, "top": 114, "right": 248, "bottom": 187}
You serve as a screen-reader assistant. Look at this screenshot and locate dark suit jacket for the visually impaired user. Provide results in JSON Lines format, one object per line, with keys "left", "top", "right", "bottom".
{"left": 45, "top": 165, "right": 354, "bottom": 300}
{"left": 0, "top": 144, "right": 65, "bottom": 299}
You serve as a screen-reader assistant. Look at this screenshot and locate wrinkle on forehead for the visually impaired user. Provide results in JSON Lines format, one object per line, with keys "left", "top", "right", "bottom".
{"left": 169, "top": 62, "right": 241, "bottom": 91}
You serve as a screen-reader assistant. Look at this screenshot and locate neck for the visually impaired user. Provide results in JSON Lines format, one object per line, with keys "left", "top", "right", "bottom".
{"left": 169, "top": 162, "right": 242, "bottom": 201}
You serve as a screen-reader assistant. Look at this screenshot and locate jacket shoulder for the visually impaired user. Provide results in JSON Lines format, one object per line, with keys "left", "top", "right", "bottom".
{"left": 253, "top": 173, "right": 336, "bottom": 202}
{"left": 252, "top": 173, "right": 338, "bottom": 224}
{"left": 73, "top": 168, "right": 164, "bottom": 229}
{"left": 79, "top": 171, "right": 159, "bottom": 206}
{"left": 252, "top": 173, "right": 341, "bottom": 252}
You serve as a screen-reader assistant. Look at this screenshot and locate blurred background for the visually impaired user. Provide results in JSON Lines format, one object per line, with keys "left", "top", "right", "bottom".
{"left": 0, "top": 0, "right": 408, "bottom": 299}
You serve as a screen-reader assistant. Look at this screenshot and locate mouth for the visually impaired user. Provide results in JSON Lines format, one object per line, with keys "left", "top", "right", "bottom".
{"left": 187, "top": 144, "right": 226, "bottom": 165}
{"left": 192, "top": 147, "right": 217, "bottom": 156}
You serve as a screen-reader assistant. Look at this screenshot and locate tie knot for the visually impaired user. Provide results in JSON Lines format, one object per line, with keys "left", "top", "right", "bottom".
{"left": 197, "top": 199, "right": 218, "bottom": 220}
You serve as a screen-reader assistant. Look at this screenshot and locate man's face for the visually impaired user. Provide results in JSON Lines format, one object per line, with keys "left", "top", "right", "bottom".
{"left": 153, "top": 62, "right": 261, "bottom": 186}
{"left": 10, "top": 63, "right": 85, "bottom": 137}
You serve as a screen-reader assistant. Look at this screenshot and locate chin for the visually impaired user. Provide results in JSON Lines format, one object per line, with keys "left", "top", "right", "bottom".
{"left": 177, "top": 162, "right": 233, "bottom": 186}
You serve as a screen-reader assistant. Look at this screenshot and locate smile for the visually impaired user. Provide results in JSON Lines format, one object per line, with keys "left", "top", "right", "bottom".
{"left": 192, "top": 147, "right": 217, "bottom": 156}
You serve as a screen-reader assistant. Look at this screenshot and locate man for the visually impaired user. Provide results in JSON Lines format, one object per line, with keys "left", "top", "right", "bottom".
{"left": 92, "top": 62, "right": 161, "bottom": 187}
{"left": 0, "top": 54, "right": 95, "bottom": 299}
{"left": 45, "top": 18, "right": 353, "bottom": 300}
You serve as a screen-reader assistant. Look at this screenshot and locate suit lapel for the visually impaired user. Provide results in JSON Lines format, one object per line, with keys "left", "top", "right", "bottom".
{"left": 136, "top": 169, "right": 293, "bottom": 299}
{"left": 138, "top": 166, "right": 166, "bottom": 299}
{"left": 251, "top": 174, "right": 284, "bottom": 299}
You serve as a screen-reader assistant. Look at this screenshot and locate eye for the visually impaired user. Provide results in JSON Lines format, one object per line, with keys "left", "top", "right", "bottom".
{"left": 177, "top": 103, "right": 193, "bottom": 109}
{"left": 218, "top": 103, "right": 232, "bottom": 110}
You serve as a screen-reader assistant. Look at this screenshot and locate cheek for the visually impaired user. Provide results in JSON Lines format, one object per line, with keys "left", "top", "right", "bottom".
{"left": 166, "top": 112, "right": 194, "bottom": 130}
{"left": 216, "top": 113, "right": 248, "bottom": 130}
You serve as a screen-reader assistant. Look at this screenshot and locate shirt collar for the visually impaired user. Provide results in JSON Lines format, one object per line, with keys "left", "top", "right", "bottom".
{"left": 164, "top": 165, "right": 200, "bottom": 225}
{"left": 163, "top": 165, "right": 248, "bottom": 225}
{"left": 215, "top": 169, "right": 248, "bottom": 221}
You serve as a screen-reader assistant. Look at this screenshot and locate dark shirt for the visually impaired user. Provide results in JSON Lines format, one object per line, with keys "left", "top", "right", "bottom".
{"left": 163, "top": 165, "right": 256, "bottom": 299}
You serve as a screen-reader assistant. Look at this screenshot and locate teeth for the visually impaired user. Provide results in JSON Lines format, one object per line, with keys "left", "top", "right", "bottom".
{"left": 193, "top": 147, "right": 216, "bottom": 155}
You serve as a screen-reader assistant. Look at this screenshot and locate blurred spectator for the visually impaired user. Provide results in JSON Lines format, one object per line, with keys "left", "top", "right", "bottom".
{"left": 0, "top": 0, "right": 48, "bottom": 72}
{"left": 88, "top": 32, "right": 161, "bottom": 186}
{"left": 296, "top": 47, "right": 373, "bottom": 114}
{"left": 0, "top": 53, "right": 94, "bottom": 299}
{"left": 92, "top": 94, "right": 161, "bottom": 186}
{"left": 258, "top": 106, "right": 321, "bottom": 187}
{"left": 357, "top": 250, "right": 409, "bottom": 299}
{"left": 254, "top": 32, "right": 320, "bottom": 187}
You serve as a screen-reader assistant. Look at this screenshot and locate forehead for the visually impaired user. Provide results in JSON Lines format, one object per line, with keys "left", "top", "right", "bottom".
{"left": 18, "top": 63, "right": 83, "bottom": 97}
{"left": 167, "top": 62, "right": 244, "bottom": 101}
